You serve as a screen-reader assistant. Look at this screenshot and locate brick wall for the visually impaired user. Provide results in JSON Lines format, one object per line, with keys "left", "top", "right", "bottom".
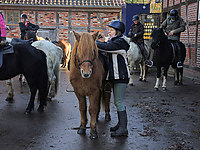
{"left": 169, "top": 0, "right": 173, "bottom": 7}
{"left": 188, "top": 3, "right": 198, "bottom": 22}
{"left": 174, "top": 0, "right": 180, "bottom": 5}
{"left": 4, "top": 11, "right": 119, "bottom": 42}
{"left": 163, "top": 0, "right": 168, "bottom": 8}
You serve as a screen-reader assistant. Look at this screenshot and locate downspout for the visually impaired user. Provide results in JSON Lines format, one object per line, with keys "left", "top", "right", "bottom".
{"left": 185, "top": 0, "right": 191, "bottom": 67}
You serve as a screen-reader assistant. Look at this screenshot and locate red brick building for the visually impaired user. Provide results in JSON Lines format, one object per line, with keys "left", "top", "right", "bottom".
{"left": 162, "top": 0, "right": 200, "bottom": 81}
{"left": 0, "top": 0, "right": 125, "bottom": 46}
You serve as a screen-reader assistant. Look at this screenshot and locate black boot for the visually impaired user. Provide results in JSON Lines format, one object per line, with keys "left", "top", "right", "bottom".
{"left": 138, "top": 43, "right": 153, "bottom": 67}
{"left": 110, "top": 111, "right": 120, "bottom": 131}
{"left": 111, "top": 110, "right": 128, "bottom": 137}
{"left": 175, "top": 42, "right": 183, "bottom": 68}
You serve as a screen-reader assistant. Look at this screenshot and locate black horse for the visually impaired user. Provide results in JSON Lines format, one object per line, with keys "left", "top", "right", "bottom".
{"left": 0, "top": 39, "right": 48, "bottom": 113}
{"left": 151, "top": 28, "right": 186, "bottom": 90}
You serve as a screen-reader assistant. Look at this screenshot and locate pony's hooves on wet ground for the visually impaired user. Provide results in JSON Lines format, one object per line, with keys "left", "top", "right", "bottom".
{"left": 5, "top": 97, "right": 14, "bottom": 103}
{"left": 37, "top": 108, "right": 44, "bottom": 113}
{"left": 129, "top": 83, "right": 134, "bottom": 86}
{"left": 90, "top": 131, "right": 98, "bottom": 139}
{"left": 77, "top": 128, "right": 86, "bottom": 135}
{"left": 24, "top": 110, "right": 31, "bottom": 114}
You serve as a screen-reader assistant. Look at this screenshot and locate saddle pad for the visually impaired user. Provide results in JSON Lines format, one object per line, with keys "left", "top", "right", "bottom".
{"left": 3, "top": 45, "right": 14, "bottom": 54}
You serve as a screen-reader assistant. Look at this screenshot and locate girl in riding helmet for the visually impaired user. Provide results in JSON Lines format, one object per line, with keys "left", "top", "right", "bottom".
{"left": 96, "top": 20, "right": 130, "bottom": 137}
{"left": 0, "top": 11, "right": 7, "bottom": 45}
{"left": 19, "top": 13, "right": 39, "bottom": 40}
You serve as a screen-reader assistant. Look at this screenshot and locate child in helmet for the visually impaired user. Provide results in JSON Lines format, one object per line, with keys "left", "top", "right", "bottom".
{"left": 19, "top": 14, "right": 39, "bottom": 40}
{"left": 96, "top": 20, "right": 130, "bottom": 137}
{"left": 129, "top": 15, "right": 153, "bottom": 67}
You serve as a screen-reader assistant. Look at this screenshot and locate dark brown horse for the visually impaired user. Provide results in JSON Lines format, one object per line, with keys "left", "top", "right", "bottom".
{"left": 69, "top": 31, "right": 111, "bottom": 139}
{"left": 55, "top": 40, "right": 71, "bottom": 68}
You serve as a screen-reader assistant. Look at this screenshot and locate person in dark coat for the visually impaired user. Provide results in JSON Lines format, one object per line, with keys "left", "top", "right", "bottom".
{"left": 128, "top": 15, "right": 153, "bottom": 67}
{"left": 19, "top": 14, "right": 39, "bottom": 40}
{"left": 160, "top": 9, "right": 185, "bottom": 68}
{"left": 96, "top": 20, "right": 130, "bottom": 137}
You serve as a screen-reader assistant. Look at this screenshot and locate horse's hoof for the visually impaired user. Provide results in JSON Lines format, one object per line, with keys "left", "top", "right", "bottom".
{"left": 129, "top": 83, "right": 134, "bottom": 86}
{"left": 105, "top": 114, "right": 111, "bottom": 122}
{"left": 174, "top": 81, "right": 178, "bottom": 85}
{"left": 47, "top": 97, "right": 52, "bottom": 101}
{"left": 179, "top": 82, "right": 183, "bottom": 85}
{"left": 90, "top": 130, "right": 98, "bottom": 139}
{"left": 162, "top": 87, "right": 167, "bottom": 91}
{"left": 37, "top": 107, "right": 44, "bottom": 113}
{"left": 5, "top": 97, "right": 14, "bottom": 103}
{"left": 154, "top": 88, "right": 158, "bottom": 91}
{"left": 143, "top": 79, "right": 147, "bottom": 82}
{"left": 24, "top": 109, "right": 31, "bottom": 114}
{"left": 77, "top": 128, "right": 86, "bottom": 135}
{"left": 139, "top": 78, "right": 142, "bottom": 81}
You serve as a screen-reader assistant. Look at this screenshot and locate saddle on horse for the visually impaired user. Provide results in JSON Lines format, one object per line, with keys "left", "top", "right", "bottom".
{"left": 170, "top": 41, "right": 183, "bottom": 68}
{"left": 0, "top": 42, "right": 13, "bottom": 67}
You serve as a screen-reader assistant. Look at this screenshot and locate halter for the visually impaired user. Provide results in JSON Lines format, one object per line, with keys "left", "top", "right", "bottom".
{"left": 74, "top": 46, "right": 96, "bottom": 71}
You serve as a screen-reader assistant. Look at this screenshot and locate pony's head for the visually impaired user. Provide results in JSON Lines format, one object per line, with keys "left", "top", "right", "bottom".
{"left": 73, "top": 31, "right": 99, "bottom": 78}
{"left": 151, "top": 28, "right": 167, "bottom": 49}
{"left": 24, "top": 31, "right": 37, "bottom": 42}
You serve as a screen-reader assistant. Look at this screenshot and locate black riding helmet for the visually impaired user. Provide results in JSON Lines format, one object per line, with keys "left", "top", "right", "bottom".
{"left": 107, "top": 20, "right": 125, "bottom": 34}
{"left": 132, "top": 15, "right": 139, "bottom": 21}
{"left": 169, "top": 9, "right": 178, "bottom": 18}
{"left": 21, "top": 14, "right": 27, "bottom": 19}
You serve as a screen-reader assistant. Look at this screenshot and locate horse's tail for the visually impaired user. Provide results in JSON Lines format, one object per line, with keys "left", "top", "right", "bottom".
{"left": 38, "top": 50, "right": 48, "bottom": 106}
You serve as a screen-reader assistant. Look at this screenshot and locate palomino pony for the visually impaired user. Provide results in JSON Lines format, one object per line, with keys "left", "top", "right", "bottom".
{"left": 70, "top": 31, "right": 111, "bottom": 139}
{"left": 55, "top": 40, "right": 71, "bottom": 68}
{"left": 151, "top": 28, "right": 186, "bottom": 90}
{"left": 0, "top": 38, "right": 48, "bottom": 113}
{"left": 127, "top": 40, "right": 153, "bottom": 85}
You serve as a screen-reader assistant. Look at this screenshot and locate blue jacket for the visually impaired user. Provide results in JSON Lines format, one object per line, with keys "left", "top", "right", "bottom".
{"left": 96, "top": 35, "right": 130, "bottom": 83}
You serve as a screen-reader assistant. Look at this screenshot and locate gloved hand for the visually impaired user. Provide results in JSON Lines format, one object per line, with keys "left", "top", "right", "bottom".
{"left": 28, "top": 26, "right": 32, "bottom": 30}
{"left": 1, "top": 37, "right": 6, "bottom": 45}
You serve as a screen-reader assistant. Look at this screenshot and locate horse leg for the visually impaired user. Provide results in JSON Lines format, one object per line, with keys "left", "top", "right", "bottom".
{"left": 89, "top": 90, "right": 101, "bottom": 139}
{"left": 129, "top": 61, "right": 134, "bottom": 86}
{"left": 139, "top": 63, "right": 143, "bottom": 81}
{"left": 174, "top": 68, "right": 179, "bottom": 85}
{"left": 102, "top": 82, "right": 111, "bottom": 121}
{"left": 154, "top": 67, "right": 161, "bottom": 90}
{"left": 162, "top": 66, "right": 169, "bottom": 90}
{"left": 25, "top": 85, "right": 37, "bottom": 114}
{"left": 179, "top": 68, "right": 183, "bottom": 85}
{"left": 5, "top": 79, "right": 14, "bottom": 102}
{"left": 76, "top": 94, "right": 87, "bottom": 135}
{"left": 49, "top": 75, "right": 56, "bottom": 99}
{"left": 22, "top": 75, "right": 26, "bottom": 85}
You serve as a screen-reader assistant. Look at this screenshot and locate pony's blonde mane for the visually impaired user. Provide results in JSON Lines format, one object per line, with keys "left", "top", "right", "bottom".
{"left": 77, "top": 32, "right": 98, "bottom": 60}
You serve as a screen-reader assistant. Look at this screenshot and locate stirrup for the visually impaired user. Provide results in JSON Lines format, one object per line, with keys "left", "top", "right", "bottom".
{"left": 146, "top": 60, "right": 153, "bottom": 67}
{"left": 177, "top": 61, "right": 183, "bottom": 68}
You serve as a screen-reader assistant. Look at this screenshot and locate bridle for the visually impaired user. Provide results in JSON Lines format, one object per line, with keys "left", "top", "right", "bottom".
{"left": 74, "top": 46, "right": 96, "bottom": 71}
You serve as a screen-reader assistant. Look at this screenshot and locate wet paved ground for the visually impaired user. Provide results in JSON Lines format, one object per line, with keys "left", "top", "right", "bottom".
{"left": 0, "top": 67, "right": 200, "bottom": 150}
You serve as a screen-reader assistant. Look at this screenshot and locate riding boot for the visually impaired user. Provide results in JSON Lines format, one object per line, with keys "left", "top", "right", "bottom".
{"left": 111, "top": 110, "right": 128, "bottom": 137}
{"left": 138, "top": 43, "right": 153, "bottom": 67}
{"left": 175, "top": 42, "right": 183, "bottom": 68}
{"left": 110, "top": 111, "right": 120, "bottom": 131}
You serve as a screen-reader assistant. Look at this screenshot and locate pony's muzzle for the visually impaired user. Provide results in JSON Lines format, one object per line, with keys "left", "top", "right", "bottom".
{"left": 81, "top": 69, "right": 92, "bottom": 78}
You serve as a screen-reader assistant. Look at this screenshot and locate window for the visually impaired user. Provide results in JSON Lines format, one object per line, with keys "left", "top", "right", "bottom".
{"left": 6, "top": 11, "right": 20, "bottom": 25}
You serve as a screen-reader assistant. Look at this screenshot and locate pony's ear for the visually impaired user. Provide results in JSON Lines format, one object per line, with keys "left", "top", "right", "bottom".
{"left": 73, "top": 31, "right": 80, "bottom": 42}
{"left": 92, "top": 31, "right": 99, "bottom": 41}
